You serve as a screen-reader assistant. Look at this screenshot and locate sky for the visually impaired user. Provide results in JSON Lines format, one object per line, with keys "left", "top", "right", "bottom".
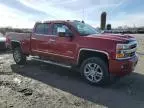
{"left": 0, "top": 0, "right": 143, "bottom": 28}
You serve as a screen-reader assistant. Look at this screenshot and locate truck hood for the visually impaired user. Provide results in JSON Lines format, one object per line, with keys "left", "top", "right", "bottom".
{"left": 87, "top": 33, "right": 136, "bottom": 43}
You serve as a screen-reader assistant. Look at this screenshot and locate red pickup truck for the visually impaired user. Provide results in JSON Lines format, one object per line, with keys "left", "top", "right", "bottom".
{"left": 6, "top": 20, "right": 138, "bottom": 85}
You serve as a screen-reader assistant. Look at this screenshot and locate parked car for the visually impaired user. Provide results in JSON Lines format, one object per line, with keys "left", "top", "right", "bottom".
{"left": 6, "top": 20, "right": 138, "bottom": 85}
{"left": 0, "top": 33, "right": 6, "bottom": 50}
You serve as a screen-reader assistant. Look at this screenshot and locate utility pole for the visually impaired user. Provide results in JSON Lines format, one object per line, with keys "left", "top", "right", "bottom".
{"left": 82, "top": 8, "right": 85, "bottom": 22}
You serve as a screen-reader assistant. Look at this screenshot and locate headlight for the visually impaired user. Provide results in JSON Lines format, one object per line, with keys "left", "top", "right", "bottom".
{"left": 116, "top": 44, "right": 126, "bottom": 59}
{"left": 116, "top": 43, "right": 136, "bottom": 59}
{"left": 116, "top": 44, "right": 129, "bottom": 50}
{"left": 116, "top": 50, "right": 126, "bottom": 59}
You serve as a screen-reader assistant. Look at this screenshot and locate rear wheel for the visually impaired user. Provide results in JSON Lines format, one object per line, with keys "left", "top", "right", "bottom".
{"left": 13, "top": 47, "right": 26, "bottom": 65}
{"left": 80, "top": 57, "right": 110, "bottom": 85}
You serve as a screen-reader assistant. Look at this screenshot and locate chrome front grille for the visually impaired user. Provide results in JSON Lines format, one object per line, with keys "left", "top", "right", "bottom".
{"left": 127, "top": 41, "right": 137, "bottom": 57}
{"left": 130, "top": 44, "right": 137, "bottom": 49}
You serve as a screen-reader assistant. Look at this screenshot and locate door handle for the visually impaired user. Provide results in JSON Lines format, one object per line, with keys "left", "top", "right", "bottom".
{"left": 49, "top": 39, "right": 55, "bottom": 42}
{"left": 31, "top": 37, "right": 37, "bottom": 40}
{"left": 48, "top": 39, "right": 56, "bottom": 44}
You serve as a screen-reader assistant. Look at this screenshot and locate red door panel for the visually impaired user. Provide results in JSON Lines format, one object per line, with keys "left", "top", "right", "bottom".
{"left": 49, "top": 23, "right": 78, "bottom": 64}
{"left": 55, "top": 37, "right": 76, "bottom": 58}
{"left": 31, "top": 23, "right": 53, "bottom": 56}
{"left": 49, "top": 36, "right": 77, "bottom": 64}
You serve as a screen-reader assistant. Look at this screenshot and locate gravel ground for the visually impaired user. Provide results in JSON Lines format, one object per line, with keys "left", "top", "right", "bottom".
{"left": 0, "top": 34, "right": 144, "bottom": 108}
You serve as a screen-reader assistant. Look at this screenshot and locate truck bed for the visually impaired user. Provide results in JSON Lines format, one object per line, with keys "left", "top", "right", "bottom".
{"left": 6, "top": 32, "right": 31, "bottom": 54}
{"left": 6, "top": 32, "right": 31, "bottom": 42}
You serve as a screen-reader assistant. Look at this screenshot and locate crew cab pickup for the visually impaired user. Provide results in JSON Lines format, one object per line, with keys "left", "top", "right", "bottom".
{"left": 6, "top": 20, "right": 138, "bottom": 85}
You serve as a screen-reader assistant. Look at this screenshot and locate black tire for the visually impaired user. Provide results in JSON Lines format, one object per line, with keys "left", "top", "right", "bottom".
{"left": 13, "top": 47, "right": 26, "bottom": 65}
{"left": 80, "top": 57, "right": 110, "bottom": 85}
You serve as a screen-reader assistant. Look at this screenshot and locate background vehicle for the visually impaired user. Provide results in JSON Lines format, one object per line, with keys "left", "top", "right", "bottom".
{"left": 0, "top": 33, "right": 6, "bottom": 50}
{"left": 5, "top": 20, "right": 138, "bottom": 85}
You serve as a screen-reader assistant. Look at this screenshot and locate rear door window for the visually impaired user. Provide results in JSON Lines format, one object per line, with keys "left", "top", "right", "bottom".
{"left": 35, "top": 23, "right": 44, "bottom": 34}
{"left": 35, "top": 23, "right": 51, "bottom": 35}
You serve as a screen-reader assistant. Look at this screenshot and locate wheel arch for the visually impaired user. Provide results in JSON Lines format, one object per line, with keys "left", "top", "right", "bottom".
{"left": 77, "top": 48, "right": 109, "bottom": 66}
{"left": 11, "top": 40, "right": 21, "bottom": 50}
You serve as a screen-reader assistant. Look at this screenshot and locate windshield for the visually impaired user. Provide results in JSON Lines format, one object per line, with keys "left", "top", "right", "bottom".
{"left": 71, "top": 21, "right": 100, "bottom": 36}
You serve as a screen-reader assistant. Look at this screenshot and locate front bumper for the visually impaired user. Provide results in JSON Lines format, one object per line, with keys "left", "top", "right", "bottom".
{"left": 109, "top": 55, "right": 138, "bottom": 76}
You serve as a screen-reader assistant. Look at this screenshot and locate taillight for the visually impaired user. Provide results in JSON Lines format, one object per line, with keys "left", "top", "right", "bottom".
{"left": 6, "top": 36, "right": 10, "bottom": 43}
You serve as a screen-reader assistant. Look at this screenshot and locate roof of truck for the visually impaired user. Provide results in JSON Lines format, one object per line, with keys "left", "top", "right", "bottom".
{"left": 36, "top": 20, "right": 83, "bottom": 24}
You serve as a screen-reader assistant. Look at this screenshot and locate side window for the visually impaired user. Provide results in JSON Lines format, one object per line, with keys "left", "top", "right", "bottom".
{"left": 35, "top": 23, "right": 50, "bottom": 35}
{"left": 52, "top": 23, "right": 72, "bottom": 36}
{"left": 35, "top": 23, "right": 44, "bottom": 34}
{"left": 44, "top": 23, "right": 50, "bottom": 35}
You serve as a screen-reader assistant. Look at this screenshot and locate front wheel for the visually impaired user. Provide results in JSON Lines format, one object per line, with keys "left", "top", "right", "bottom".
{"left": 80, "top": 57, "right": 110, "bottom": 85}
{"left": 13, "top": 47, "right": 26, "bottom": 65}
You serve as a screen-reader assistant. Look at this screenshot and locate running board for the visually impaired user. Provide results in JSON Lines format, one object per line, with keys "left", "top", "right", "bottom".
{"left": 32, "top": 58, "right": 72, "bottom": 69}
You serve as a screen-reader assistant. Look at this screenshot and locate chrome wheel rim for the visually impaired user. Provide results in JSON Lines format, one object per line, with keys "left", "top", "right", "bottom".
{"left": 14, "top": 50, "right": 21, "bottom": 62}
{"left": 84, "top": 63, "right": 103, "bottom": 83}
